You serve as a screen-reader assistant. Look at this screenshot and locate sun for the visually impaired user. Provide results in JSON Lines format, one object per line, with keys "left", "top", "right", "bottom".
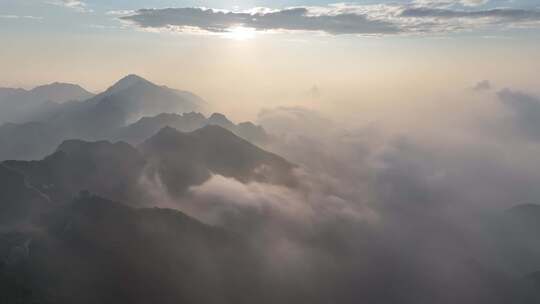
{"left": 225, "top": 26, "right": 256, "bottom": 40}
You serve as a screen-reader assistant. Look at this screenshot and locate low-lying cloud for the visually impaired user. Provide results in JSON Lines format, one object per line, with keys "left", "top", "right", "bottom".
{"left": 498, "top": 89, "right": 540, "bottom": 141}
{"left": 472, "top": 80, "right": 491, "bottom": 91}
{"left": 151, "top": 92, "right": 540, "bottom": 302}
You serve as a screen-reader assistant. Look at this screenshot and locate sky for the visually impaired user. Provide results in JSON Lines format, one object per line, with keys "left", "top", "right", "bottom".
{"left": 1, "top": 0, "right": 540, "bottom": 120}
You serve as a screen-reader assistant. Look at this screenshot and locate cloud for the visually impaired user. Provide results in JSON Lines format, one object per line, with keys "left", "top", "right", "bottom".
{"left": 498, "top": 89, "right": 540, "bottom": 140}
{"left": 461, "top": 0, "right": 489, "bottom": 6}
{"left": 0, "top": 15, "right": 43, "bottom": 20}
{"left": 120, "top": 7, "right": 400, "bottom": 35}
{"left": 472, "top": 80, "right": 492, "bottom": 91}
{"left": 106, "top": 10, "right": 135, "bottom": 16}
{"left": 395, "top": 6, "right": 540, "bottom": 33}
{"left": 400, "top": 7, "right": 540, "bottom": 20}
{"left": 250, "top": 102, "right": 540, "bottom": 296}
{"left": 414, "top": 0, "right": 489, "bottom": 7}
{"left": 47, "top": 0, "right": 92, "bottom": 13}
{"left": 119, "top": 4, "right": 540, "bottom": 36}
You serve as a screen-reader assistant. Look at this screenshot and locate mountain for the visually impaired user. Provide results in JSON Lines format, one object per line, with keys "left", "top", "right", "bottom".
{"left": 0, "top": 83, "right": 93, "bottom": 124}
{"left": 0, "top": 122, "right": 64, "bottom": 160}
{"left": 0, "top": 164, "right": 50, "bottom": 226}
{"left": 0, "top": 82, "right": 93, "bottom": 105}
{"left": 115, "top": 112, "right": 268, "bottom": 144}
{"left": 0, "top": 110, "right": 266, "bottom": 162}
{"left": 3, "top": 139, "right": 146, "bottom": 205}
{"left": 0, "top": 121, "right": 295, "bottom": 303}
{"left": 0, "top": 191, "right": 262, "bottom": 304}
{"left": 140, "top": 125, "right": 295, "bottom": 196}
{"left": 0, "top": 75, "right": 211, "bottom": 161}
{"left": 474, "top": 203, "right": 540, "bottom": 279}
{"left": 3, "top": 125, "right": 295, "bottom": 205}
{"left": 88, "top": 74, "right": 203, "bottom": 116}
{"left": 40, "top": 74, "right": 204, "bottom": 138}
{"left": 28, "top": 82, "right": 94, "bottom": 103}
{"left": 506, "top": 204, "right": 540, "bottom": 222}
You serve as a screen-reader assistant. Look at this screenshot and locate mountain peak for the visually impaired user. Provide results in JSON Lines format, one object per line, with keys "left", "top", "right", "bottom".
{"left": 194, "top": 124, "right": 236, "bottom": 137}
{"left": 208, "top": 112, "right": 235, "bottom": 129}
{"left": 28, "top": 82, "right": 94, "bottom": 103}
{"left": 147, "top": 126, "right": 185, "bottom": 142}
{"left": 107, "top": 74, "right": 154, "bottom": 94}
{"left": 157, "top": 125, "right": 180, "bottom": 136}
{"left": 145, "top": 125, "right": 238, "bottom": 148}
{"left": 32, "top": 82, "right": 86, "bottom": 91}
{"left": 120, "top": 74, "right": 148, "bottom": 83}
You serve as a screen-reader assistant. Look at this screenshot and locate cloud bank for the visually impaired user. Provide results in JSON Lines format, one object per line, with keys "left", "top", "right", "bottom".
{"left": 120, "top": 7, "right": 399, "bottom": 35}
{"left": 120, "top": 4, "right": 540, "bottom": 36}
{"left": 141, "top": 91, "right": 540, "bottom": 302}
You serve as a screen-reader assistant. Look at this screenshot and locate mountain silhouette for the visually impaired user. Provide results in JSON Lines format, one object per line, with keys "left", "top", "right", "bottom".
{"left": 140, "top": 125, "right": 295, "bottom": 196}
{"left": 0, "top": 75, "right": 218, "bottom": 161}
{"left": 0, "top": 82, "right": 93, "bottom": 124}
{"left": 38, "top": 74, "right": 204, "bottom": 139}
{"left": 115, "top": 112, "right": 268, "bottom": 144}
{"left": 0, "top": 164, "right": 50, "bottom": 225}
{"left": 0, "top": 192, "right": 261, "bottom": 304}
{"left": 3, "top": 125, "right": 295, "bottom": 205}
{"left": 0, "top": 122, "right": 64, "bottom": 160}
{"left": 29, "top": 82, "right": 94, "bottom": 103}
{"left": 3, "top": 139, "right": 146, "bottom": 205}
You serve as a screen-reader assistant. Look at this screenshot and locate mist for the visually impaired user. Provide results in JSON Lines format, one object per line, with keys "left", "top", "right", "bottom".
{"left": 105, "top": 80, "right": 540, "bottom": 303}
{"left": 2, "top": 0, "right": 540, "bottom": 302}
{"left": 2, "top": 69, "right": 540, "bottom": 303}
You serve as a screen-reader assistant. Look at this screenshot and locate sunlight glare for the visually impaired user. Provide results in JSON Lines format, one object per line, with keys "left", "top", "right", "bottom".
{"left": 225, "top": 26, "right": 257, "bottom": 40}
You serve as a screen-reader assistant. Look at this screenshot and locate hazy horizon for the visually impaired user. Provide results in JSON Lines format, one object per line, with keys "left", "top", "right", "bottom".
{"left": 2, "top": 0, "right": 540, "bottom": 121}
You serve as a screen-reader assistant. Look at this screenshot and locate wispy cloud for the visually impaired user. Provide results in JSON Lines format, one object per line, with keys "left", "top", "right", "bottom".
{"left": 106, "top": 10, "right": 136, "bottom": 16}
{"left": 47, "top": 0, "right": 92, "bottom": 13}
{"left": 0, "top": 15, "right": 43, "bottom": 20}
{"left": 413, "top": 0, "right": 490, "bottom": 8}
{"left": 400, "top": 7, "right": 540, "bottom": 20}
{"left": 119, "top": 3, "right": 540, "bottom": 36}
{"left": 472, "top": 80, "right": 492, "bottom": 91}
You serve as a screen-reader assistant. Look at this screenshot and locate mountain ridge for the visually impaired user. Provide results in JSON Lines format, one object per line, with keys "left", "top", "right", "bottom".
{"left": 2, "top": 125, "right": 295, "bottom": 206}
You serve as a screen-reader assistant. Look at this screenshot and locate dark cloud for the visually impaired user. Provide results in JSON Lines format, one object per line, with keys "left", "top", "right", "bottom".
{"left": 120, "top": 7, "right": 400, "bottom": 35}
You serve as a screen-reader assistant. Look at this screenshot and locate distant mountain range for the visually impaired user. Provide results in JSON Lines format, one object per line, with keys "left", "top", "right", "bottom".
{"left": 28, "top": 74, "right": 204, "bottom": 138}
{"left": 0, "top": 82, "right": 93, "bottom": 123}
{"left": 0, "top": 123, "right": 295, "bottom": 304}
{"left": 0, "top": 75, "right": 267, "bottom": 160}
{"left": 2, "top": 125, "right": 293, "bottom": 206}
{"left": 115, "top": 112, "right": 268, "bottom": 145}
{"left": 3, "top": 75, "right": 540, "bottom": 304}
